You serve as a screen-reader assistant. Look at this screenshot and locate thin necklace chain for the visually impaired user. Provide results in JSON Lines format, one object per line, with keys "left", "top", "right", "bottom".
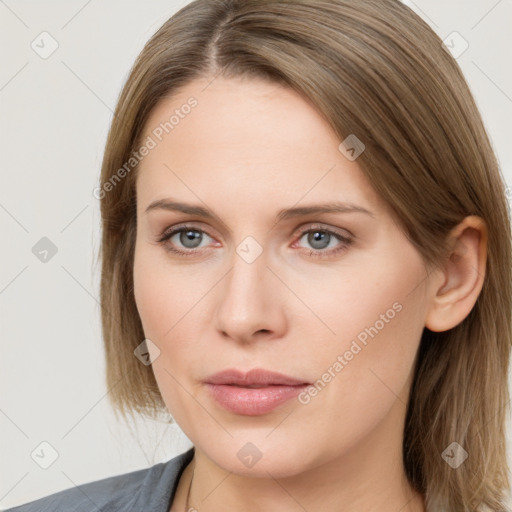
{"left": 184, "top": 460, "right": 195, "bottom": 512}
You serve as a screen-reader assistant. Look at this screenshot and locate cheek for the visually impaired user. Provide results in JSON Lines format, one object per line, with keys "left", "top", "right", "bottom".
{"left": 133, "top": 254, "right": 169, "bottom": 339}
{"left": 133, "top": 245, "right": 200, "bottom": 339}
{"left": 133, "top": 247, "right": 200, "bottom": 418}
{"left": 301, "top": 263, "right": 426, "bottom": 427}
{"left": 284, "top": 280, "right": 424, "bottom": 464}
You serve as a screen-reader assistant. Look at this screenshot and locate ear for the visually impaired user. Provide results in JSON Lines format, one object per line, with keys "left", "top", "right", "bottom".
{"left": 424, "top": 216, "right": 488, "bottom": 333}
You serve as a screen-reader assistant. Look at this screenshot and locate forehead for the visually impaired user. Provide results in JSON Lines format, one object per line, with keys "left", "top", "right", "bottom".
{"left": 136, "top": 76, "right": 383, "bottom": 215}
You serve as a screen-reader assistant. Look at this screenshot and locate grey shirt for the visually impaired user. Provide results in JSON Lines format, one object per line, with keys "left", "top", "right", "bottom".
{"left": 4, "top": 446, "right": 195, "bottom": 512}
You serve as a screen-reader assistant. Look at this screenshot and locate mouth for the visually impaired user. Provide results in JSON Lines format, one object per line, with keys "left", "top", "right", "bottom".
{"left": 203, "top": 368, "right": 311, "bottom": 416}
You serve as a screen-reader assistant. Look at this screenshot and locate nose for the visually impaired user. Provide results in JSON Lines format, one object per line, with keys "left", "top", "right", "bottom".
{"left": 214, "top": 246, "right": 287, "bottom": 345}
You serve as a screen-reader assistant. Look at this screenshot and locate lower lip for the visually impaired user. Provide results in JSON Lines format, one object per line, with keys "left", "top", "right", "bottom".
{"left": 205, "top": 383, "right": 309, "bottom": 415}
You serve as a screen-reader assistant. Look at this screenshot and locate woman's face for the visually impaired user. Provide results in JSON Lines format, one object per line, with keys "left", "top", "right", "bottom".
{"left": 133, "top": 75, "right": 436, "bottom": 476}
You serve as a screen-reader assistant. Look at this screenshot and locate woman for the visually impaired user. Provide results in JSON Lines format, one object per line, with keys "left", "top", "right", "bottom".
{"left": 7, "top": 0, "right": 511, "bottom": 511}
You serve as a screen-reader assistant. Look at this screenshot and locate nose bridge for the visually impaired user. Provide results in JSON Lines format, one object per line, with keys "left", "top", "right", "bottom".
{"left": 214, "top": 241, "right": 282, "bottom": 340}
{"left": 224, "top": 245, "right": 270, "bottom": 314}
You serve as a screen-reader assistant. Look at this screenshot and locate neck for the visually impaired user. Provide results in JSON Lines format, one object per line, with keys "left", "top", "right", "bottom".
{"left": 182, "top": 413, "right": 425, "bottom": 512}
{"left": 185, "top": 452, "right": 424, "bottom": 512}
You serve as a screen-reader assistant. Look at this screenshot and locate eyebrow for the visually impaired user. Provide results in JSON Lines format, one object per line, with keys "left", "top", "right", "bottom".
{"left": 144, "top": 199, "right": 375, "bottom": 220}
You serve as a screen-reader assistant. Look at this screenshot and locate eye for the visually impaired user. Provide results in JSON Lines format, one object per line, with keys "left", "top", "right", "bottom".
{"left": 156, "top": 223, "right": 353, "bottom": 258}
{"left": 157, "top": 224, "right": 214, "bottom": 256}
{"left": 294, "top": 225, "right": 353, "bottom": 258}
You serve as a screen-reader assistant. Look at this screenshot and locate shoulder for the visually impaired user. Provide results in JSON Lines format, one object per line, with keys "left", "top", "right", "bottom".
{"left": 4, "top": 447, "right": 195, "bottom": 512}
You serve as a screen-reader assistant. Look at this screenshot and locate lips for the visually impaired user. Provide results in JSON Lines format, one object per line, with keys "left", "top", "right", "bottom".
{"left": 204, "top": 368, "right": 310, "bottom": 387}
{"left": 203, "top": 368, "right": 310, "bottom": 415}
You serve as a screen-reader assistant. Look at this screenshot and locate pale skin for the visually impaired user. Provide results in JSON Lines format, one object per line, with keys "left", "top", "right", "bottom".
{"left": 132, "top": 75, "right": 487, "bottom": 512}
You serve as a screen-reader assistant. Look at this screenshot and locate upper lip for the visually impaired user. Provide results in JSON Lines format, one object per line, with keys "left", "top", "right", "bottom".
{"left": 204, "top": 368, "right": 310, "bottom": 386}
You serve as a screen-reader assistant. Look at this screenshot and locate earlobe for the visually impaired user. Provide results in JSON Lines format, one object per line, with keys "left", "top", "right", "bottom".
{"left": 424, "top": 216, "right": 487, "bottom": 333}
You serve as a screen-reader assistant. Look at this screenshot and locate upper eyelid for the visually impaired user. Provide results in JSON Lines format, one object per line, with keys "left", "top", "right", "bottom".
{"left": 161, "top": 222, "right": 352, "bottom": 244}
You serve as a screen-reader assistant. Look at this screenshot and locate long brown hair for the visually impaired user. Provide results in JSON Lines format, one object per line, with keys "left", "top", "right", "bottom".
{"left": 96, "top": 1, "right": 512, "bottom": 509}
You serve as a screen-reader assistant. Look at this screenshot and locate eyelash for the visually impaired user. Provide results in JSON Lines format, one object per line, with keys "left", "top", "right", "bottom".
{"left": 156, "top": 223, "right": 353, "bottom": 259}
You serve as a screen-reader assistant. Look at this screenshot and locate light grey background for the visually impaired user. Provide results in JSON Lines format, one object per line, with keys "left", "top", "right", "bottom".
{"left": 1, "top": 0, "right": 511, "bottom": 509}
